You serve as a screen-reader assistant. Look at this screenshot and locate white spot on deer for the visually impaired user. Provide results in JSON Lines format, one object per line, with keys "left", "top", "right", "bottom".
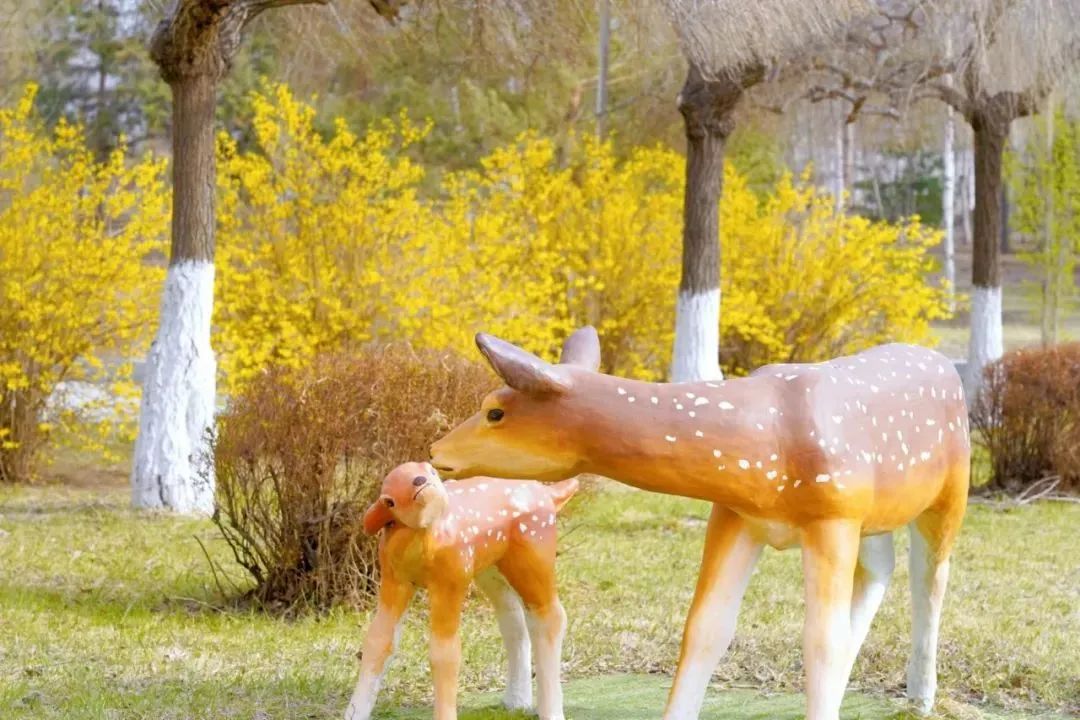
{"left": 926, "top": 419, "right": 937, "bottom": 426}
{"left": 766, "top": 470, "right": 778, "bottom": 480}
{"left": 785, "top": 374, "right": 798, "bottom": 381}
{"left": 794, "top": 479, "right": 802, "bottom": 487}
{"left": 712, "top": 449, "right": 723, "bottom": 457}
{"left": 832, "top": 415, "right": 843, "bottom": 424}
{"left": 769, "top": 406, "right": 778, "bottom": 414}
{"left": 718, "top": 401, "right": 735, "bottom": 410}
{"left": 665, "top": 435, "right": 677, "bottom": 442}
{"left": 815, "top": 473, "right": 831, "bottom": 483}
{"left": 870, "top": 385, "right": 880, "bottom": 393}
{"left": 755, "top": 423, "right": 765, "bottom": 431}
{"left": 717, "top": 464, "right": 726, "bottom": 471}
{"left": 920, "top": 451, "right": 931, "bottom": 461}
{"left": 738, "top": 459, "right": 750, "bottom": 470}
{"left": 676, "top": 403, "right": 684, "bottom": 410}
{"left": 695, "top": 430, "right": 704, "bottom": 437}
{"left": 518, "top": 523, "right": 527, "bottom": 533}
{"left": 689, "top": 411, "right": 697, "bottom": 418}
{"left": 694, "top": 397, "right": 709, "bottom": 406}
{"left": 650, "top": 396, "right": 659, "bottom": 405}
{"left": 769, "top": 453, "right": 778, "bottom": 461}
{"left": 902, "top": 443, "right": 909, "bottom": 455}
{"left": 705, "top": 382, "right": 720, "bottom": 388}
{"left": 617, "top": 387, "right": 626, "bottom": 395}
{"left": 897, "top": 463, "right": 905, "bottom": 471}
{"left": 628, "top": 396, "right": 636, "bottom": 403}
{"left": 755, "top": 460, "right": 763, "bottom": 468}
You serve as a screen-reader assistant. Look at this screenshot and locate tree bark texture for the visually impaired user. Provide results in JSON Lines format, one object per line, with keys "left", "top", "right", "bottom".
{"left": 670, "top": 64, "right": 758, "bottom": 382}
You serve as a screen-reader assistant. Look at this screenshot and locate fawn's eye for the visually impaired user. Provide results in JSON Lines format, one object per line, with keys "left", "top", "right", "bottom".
{"left": 384, "top": 498, "right": 395, "bottom": 508}
{"left": 487, "top": 408, "right": 505, "bottom": 423}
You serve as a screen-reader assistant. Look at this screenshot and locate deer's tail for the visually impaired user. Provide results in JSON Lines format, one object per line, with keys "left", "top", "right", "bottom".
{"left": 548, "top": 477, "right": 580, "bottom": 513}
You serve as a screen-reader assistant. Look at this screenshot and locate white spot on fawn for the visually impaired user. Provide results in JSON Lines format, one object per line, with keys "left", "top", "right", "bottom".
{"left": 816, "top": 473, "right": 831, "bottom": 483}
{"left": 694, "top": 397, "right": 709, "bottom": 406}
{"left": 665, "top": 435, "right": 677, "bottom": 443}
{"left": 617, "top": 387, "right": 626, "bottom": 395}
{"left": 738, "top": 459, "right": 750, "bottom": 470}
{"left": 718, "top": 401, "right": 735, "bottom": 410}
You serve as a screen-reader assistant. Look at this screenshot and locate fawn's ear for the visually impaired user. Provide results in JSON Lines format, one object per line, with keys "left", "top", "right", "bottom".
{"left": 476, "top": 333, "right": 572, "bottom": 395}
{"left": 559, "top": 326, "right": 601, "bottom": 371}
{"left": 363, "top": 496, "right": 395, "bottom": 535}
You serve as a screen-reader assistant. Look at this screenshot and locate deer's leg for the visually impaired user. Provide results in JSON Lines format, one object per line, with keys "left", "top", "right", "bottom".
{"left": 801, "top": 518, "right": 861, "bottom": 720}
{"left": 907, "top": 499, "right": 964, "bottom": 716}
{"left": 843, "top": 532, "right": 895, "bottom": 682}
{"left": 475, "top": 568, "right": 533, "bottom": 710}
{"left": 498, "top": 550, "right": 566, "bottom": 720}
{"left": 344, "top": 576, "right": 415, "bottom": 720}
{"left": 429, "top": 582, "right": 468, "bottom": 720}
{"left": 662, "top": 505, "right": 762, "bottom": 720}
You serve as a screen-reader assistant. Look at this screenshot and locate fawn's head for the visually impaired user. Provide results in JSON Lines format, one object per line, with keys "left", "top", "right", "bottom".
{"left": 363, "top": 461, "right": 451, "bottom": 534}
{"left": 430, "top": 326, "right": 602, "bottom": 481}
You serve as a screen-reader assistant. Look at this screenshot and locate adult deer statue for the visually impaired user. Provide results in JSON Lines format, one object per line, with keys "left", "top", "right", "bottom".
{"left": 430, "top": 326, "right": 970, "bottom": 720}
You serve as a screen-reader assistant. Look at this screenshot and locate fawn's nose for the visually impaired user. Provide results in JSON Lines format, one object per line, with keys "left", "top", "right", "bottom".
{"left": 412, "top": 475, "right": 428, "bottom": 487}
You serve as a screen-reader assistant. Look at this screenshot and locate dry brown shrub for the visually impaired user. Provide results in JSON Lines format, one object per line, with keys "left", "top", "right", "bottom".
{"left": 210, "top": 345, "right": 495, "bottom": 611}
{"left": 970, "top": 343, "right": 1080, "bottom": 495}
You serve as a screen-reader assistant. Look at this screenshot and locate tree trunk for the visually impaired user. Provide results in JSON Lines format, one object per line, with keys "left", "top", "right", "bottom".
{"left": 670, "top": 65, "right": 746, "bottom": 382}
{"left": 1041, "top": 104, "right": 1056, "bottom": 346}
{"left": 131, "top": 73, "right": 218, "bottom": 514}
{"left": 943, "top": 106, "right": 956, "bottom": 312}
{"left": 966, "top": 118, "right": 1007, "bottom": 400}
{"left": 132, "top": 0, "right": 327, "bottom": 514}
{"left": 595, "top": 0, "right": 610, "bottom": 139}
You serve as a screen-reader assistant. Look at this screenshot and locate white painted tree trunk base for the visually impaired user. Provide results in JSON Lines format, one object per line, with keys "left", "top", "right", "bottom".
{"left": 131, "top": 261, "right": 217, "bottom": 515}
{"left": 670, "top": 289, "right": 723, "bottom": 383}
{"left": 964, "top": 286, "right": 1003, "bottom": 404}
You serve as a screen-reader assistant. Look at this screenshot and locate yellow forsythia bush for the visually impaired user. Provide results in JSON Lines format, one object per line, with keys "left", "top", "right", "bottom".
{"left": 720, "top": 167, "right": 952, "bottom": 375}
{"left": 216, "top": 83, "right": 951, "bottom": 388}
{"left": 0, "top": 85, "right": 168, "bottom": 482}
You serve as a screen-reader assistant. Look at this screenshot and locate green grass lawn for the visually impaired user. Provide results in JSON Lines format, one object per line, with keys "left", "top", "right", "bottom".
{"left": 1, "top": 480, "right": 1077, "bottom": 720}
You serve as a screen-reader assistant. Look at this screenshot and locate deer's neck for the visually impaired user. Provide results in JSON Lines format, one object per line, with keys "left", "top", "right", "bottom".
{"left": 574, "top": 375, "right": 781, "bottom": 512}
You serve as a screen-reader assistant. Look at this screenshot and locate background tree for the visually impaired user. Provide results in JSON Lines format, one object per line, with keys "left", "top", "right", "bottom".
{"left": 808, "top": 0, "right": 1080, "bottom": 397}
{"left": 1008, "top": 104, "right": 1080, "bottom": 344}
{"left": 660, "top": 0, "right": 868, "bottom": 382}
{"left": 131, "top": 0, "right": 329, "bottom": 514}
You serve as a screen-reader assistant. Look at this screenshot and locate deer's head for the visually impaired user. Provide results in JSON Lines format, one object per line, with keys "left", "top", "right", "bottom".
{"left": 430, "top": 326, "right": 602, "bottom": 481}
{"left": 363, "top": 461, "right": 451, "bottom": 534}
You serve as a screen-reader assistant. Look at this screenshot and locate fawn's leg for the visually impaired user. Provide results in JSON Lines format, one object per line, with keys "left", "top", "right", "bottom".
{"left": 843, "top": 532, "right": 895, "bottom": 682}
{"left": 498, "top": 549, "right": 566, "bottom": 720}
{"left": 802, "top": 518, "right": 861, "bottom": 720}
{"left": 662, "top": 505, "right": 762, "bottom": 720}
{"left": 344, "top": 575, "right": 415, "bottom": 720}
{"left": 475, "top": 568, "right": 533, "bottom": 710}
{"left": 907, "top": 496, "right": 965, "bottom": 715}
{"left": 429, "top": 582, "right": 468, "bottom": 720}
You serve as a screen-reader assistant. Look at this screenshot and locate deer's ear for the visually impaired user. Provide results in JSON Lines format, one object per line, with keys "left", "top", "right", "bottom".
{"left": 559, "top": 326, "right": 601, "bottom": 371}
{"left": 476, "top": 333, "right": 572, "bottom": 395}
{"left": 363, "top": 496, "right": 395, "bottom": 535}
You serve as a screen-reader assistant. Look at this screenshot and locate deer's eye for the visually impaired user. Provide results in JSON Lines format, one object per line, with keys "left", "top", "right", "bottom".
{"left": 384, "top": 498, "right": 395, "bottom": 508}
{"left": 487, "top": 408, "right": 505, "bottom": 423}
